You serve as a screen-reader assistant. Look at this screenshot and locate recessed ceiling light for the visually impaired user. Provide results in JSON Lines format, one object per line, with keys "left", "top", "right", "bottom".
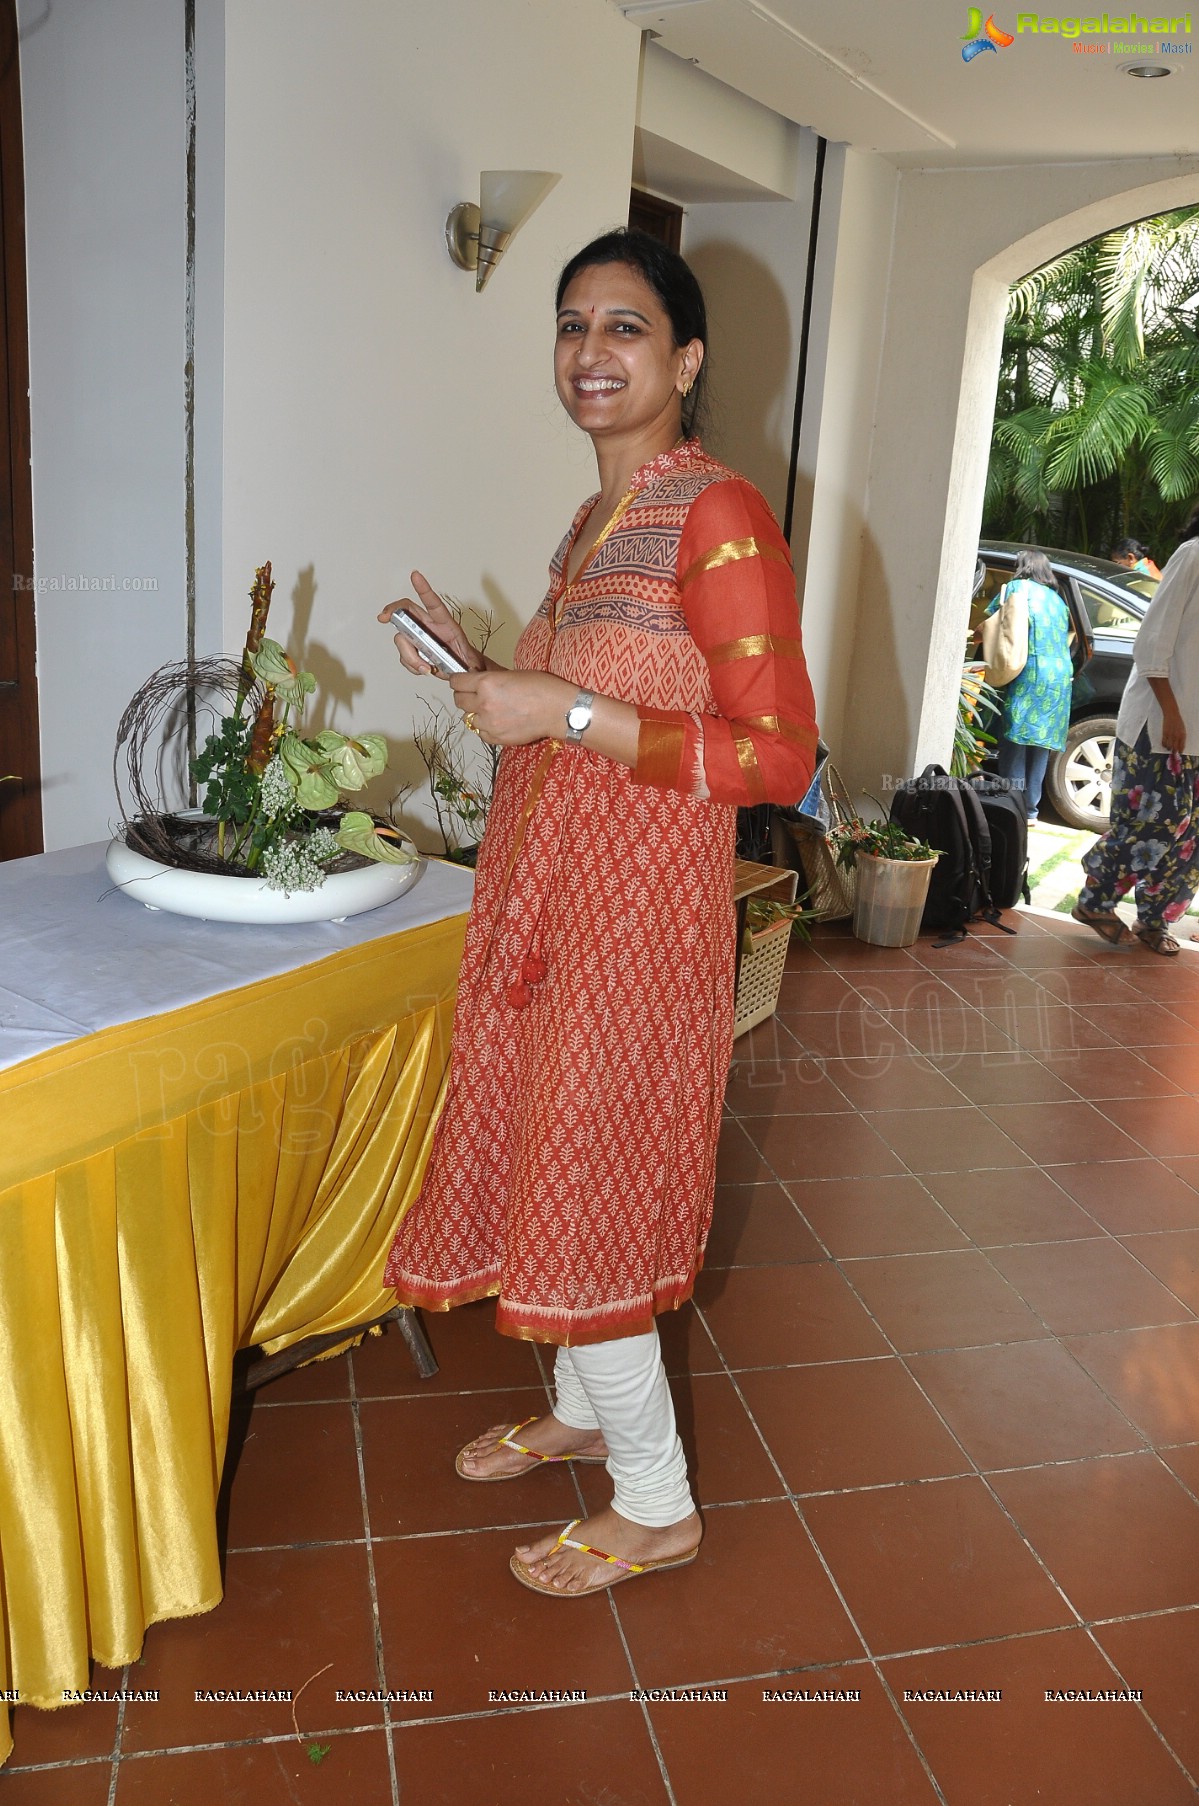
{"left": 1124, "top": 62, "right": 1172, "bottom": 77}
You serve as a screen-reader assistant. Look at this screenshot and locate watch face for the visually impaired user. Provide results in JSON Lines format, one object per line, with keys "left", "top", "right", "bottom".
{"left": 567, "top": 704, "right": 590, "bottom": 730}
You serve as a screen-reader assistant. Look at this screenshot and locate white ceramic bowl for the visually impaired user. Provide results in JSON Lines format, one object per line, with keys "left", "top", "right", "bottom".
{"left": 106, "top": 836, "right": 425, "bottom": 924}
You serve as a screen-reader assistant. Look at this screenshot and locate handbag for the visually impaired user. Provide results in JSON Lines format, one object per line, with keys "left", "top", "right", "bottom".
{"left": 980, "top": 581, "right": 1028, "bottom": 688}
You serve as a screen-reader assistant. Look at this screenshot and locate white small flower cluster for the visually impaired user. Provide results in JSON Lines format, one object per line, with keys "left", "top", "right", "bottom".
{"left": 259, "top": 755, "right": 298, "bottom": 821}
{"left": 261, "top": 826, "right": 342, "bottom": 894}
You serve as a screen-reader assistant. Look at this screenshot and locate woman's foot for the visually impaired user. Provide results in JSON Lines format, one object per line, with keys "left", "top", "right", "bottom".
{"left": 1134, "top": 924, "right": 1182, "bottom": 957}
{"left": 1071, "top": 901, "right": 1130, "bottom": 945}
{"left": 455, "top": 1413, "right": 608, "bottom": 1481}
{"left": 512, "top": 1505, "right": 702, "bottom": 1594}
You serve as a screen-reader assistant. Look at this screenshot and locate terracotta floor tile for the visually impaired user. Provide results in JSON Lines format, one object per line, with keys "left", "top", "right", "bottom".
{"left": 728, "top": 1015, "right": 803, "bottom": 1066}
{"left": 887, "top": 1006, "right": 1008, "bottom": 1058}
{"left": 807, "top": 936, "right": 923, "bottom": 971}
{"left": 884, "top": 1627, "right": 1197, "bottom": 1806}
{"left": 1075, "top": 1001, "right": 1199, "bottom": 1046}
{"left": 982, "top": 1100, "right": 1146, "bottom": 1165}
{"left": 906, "top": 1341, "right": 1144, "bottom": 1470}
{"left": 1119, "top": 1231, "right": 1199, "bottom": 1313}
{"left": 739, "top": 1358, "right": 968, "bottom": 1493}
{"left": 927, "top": 1048, "right": 1077, "bottom": 1106}
{"left": 1002, "top": 935, "right": 1107, "bottom": 969}
{"left": 614, "top": 1500, "right": 861, "bottom": 1687}
{"left": 1160, "top": 1440, "right": 1199, "bottom": 1492}
{"left": 351, "top": 1298, "right": 543, "bottom": 1399}
{"left": 573, "top": 1371, "right": 784, "bottom": 1514}
{"left": 843, "top": 971, "right": 964, "bottom": 1012}
{"left": 715, "top": 1120, "right": 776, "bottom": 1185}
{"left": 923, "top": 1167, "right": 1101, "bottom": 1247}
{"left": 1035, "top": 1046, "right": 1182, "bottom": 1101}
{"left": 392, "top": 1702, "right": 671, "bottom": 1806}
{"left": 240, "top": 1345, "right": 351, "bottom": 1402}
{"left": 222, "top": 1398, "right": 362, "bottom": 1550}
{"left": 658, "top": 1300, "right": 724, "bottom": 1379}
{"left": 0, "top": 1765, "right": 113, "bottom": 1805}
{"left": 942, "top": 970, "right": 1055, "bottom": 1010}
{"left": 1047, "top": 1159, "right": 1199, "bottom": 1234}
{"left": 1166, "top": 1154, "right": 1199, "bottom": 1189}
{"left": 693, "top": 1264, "right": 890, "bottom": 1369}
{"left": 123, "top": 1543, "right": 381, "bottom": 1752}
{"left": 358, "top": 1389, "right": 599, "bottom": 1539}
{"left": 977, "top": 1004, "right": 1116, "bottom": 1053}
{"left": 1134, "top": 1043, "right": 1199, "bottom": 1090}
{"left": 745, "top": 1110, "right": 904, "bottom": 1182}
{"left": 648, "top": 1671, "right": 939, "bottom": 1806}
{"left": 704, "top": 1182, "right": 826, "bottom": 1267}
{"left": 774, "top": 968, "right": 861, "bottom": 1012}
{"left": 1093, "top": 1607, "right": 1199, "bottom": 1781}
{"left": 1104, "top": 1096, "right": 1199, "bottom": 1158}
{"left": 788, "top": 1174, "right": 970, "bottom": 1257}
{"left": 909, "top": 938, "right": 1012, "bottom": 971}
{"left": 116, "top": 1730, "right": 394, "bottom": 1806}
{"left": 820, "top": 1053, "right": 969, "bottom": 1111}
{"left": 1036, "top": 965, "right": 1148, "bottom": 1006}
{"left": 1064, "top": 1323, "right": 1199, "bottom": 1444}
{"left": 843, "top": 1250, "right": 1047, "bottom": 1353}
{"left": 6, "top": 1666, "right": 123, "bottom": 1766}
{"left": 770, "top": 1006, "right": 902, "bottom": 1064}
{"left": 863, "top": 1105, "right": 1033, "bottom": 1174}
{"left": 372, "top": 1527, "right": 635, "bottom": 1719}
{"left": 803, "top": 1476, "right": 1071, "bottom": 1655}
{"left": 991, "top": 1454, "right": 1199, "bottom": 1619}
{"left": 722, "top": 1057, "right": 851, "bottom": 1118}
{"left": 988, "top": 1239, "right": 1192, "bottom": 1336}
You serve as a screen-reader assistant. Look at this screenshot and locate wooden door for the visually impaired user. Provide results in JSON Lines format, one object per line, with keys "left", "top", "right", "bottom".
{"left": 0, "top": 0, "right": 41, "bottom": 858}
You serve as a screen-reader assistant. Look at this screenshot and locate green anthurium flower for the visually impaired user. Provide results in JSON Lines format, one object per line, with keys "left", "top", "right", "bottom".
{"left": 335, "top": 810, "right": 415, "bottom": 865}
{"left": 277, "top": 730, "right": 339, "bottom": 810}
{"left": 250, "top": 639, "right": 317, "bottom": 711}
{"left": 313, "top": 730, "right": 388, "bottom": 792}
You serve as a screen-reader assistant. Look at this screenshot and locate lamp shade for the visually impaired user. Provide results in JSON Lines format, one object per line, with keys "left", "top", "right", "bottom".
{"left": 478, "top": 170, "right": 559, "bottom": 237}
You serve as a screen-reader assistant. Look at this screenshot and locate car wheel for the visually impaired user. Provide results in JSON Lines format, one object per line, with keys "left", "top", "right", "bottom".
{"left": 1045, "top": 716, "right": 1118, "bottom": 832}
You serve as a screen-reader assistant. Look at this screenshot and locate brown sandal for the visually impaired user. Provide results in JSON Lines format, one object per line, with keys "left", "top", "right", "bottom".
{"left": 455, "top": 1417, "right": 608, "bottom": 1482}
{"left": 1134, "top": 925, "right": 1181, "bottom": 957}
{"left": 1071, "top": 903, "right": 1130, "bottom": 946}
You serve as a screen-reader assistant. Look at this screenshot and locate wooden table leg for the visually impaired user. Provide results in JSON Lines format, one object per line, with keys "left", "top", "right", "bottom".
{"left": 237, "top": 1305, "right": 439, "bottom": 1392}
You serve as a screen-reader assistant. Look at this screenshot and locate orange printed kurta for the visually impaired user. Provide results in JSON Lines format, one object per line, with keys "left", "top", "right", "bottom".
{"left": 385, "top": 441, "right": 818, "bottom": 1344}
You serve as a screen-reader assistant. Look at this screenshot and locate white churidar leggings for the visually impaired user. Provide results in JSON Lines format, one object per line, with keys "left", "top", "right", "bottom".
{"left": 551, "top": 1329, "right": 694, "bottom": 1529}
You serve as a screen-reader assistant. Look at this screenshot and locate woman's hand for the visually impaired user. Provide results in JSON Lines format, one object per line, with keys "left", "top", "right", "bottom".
{"left": 377, "top": 571, "right": 488, "bottom": 677}
{"left": 448, "top": 669, "right": 577, "bottom": 746}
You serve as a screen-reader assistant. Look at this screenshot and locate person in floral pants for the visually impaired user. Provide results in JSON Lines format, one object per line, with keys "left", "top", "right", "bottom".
{"left": 1075, "top": 508, "right": 1199, "bottom": 956}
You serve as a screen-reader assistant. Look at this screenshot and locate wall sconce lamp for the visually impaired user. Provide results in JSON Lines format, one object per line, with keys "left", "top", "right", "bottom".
{"left": 445, "top": 170, "right": 560, "bottom": 292}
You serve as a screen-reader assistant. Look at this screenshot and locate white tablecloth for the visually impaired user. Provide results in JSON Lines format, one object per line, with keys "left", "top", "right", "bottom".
{"left": 0, "top": 842, "right": 475, "bottom": 1071}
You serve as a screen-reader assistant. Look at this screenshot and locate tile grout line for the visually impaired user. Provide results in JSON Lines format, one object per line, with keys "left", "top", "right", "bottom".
{"left": 347, "top": 1348, "right": 402, "bottom": 1806}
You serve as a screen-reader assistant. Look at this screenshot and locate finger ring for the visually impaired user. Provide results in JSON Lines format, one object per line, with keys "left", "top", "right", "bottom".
{"left": 464, "top": 712, "right": 478, "bottom": 733}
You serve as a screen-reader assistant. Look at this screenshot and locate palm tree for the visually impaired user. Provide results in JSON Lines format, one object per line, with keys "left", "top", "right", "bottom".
{"left": 984, "top": 207, "right": 1199, "bottom": 556}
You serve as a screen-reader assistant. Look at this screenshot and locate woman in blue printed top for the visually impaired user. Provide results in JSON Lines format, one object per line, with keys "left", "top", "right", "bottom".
{"left": 983, "top": 549, "right": 1073, "bottom": 822}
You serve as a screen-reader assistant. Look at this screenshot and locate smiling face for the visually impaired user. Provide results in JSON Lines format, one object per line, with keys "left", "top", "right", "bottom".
{"left": 553, "top": 261, "right": 703, "bottom": 458}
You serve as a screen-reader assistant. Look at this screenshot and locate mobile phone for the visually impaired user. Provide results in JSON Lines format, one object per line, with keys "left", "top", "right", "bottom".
{"left": 388, "top": 607, "right": 469, "bottom": 676}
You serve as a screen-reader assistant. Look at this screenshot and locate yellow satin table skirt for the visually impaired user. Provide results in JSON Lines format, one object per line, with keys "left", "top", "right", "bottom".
{"left": 0, "top": 910, "right": 466, "bottom": 1755}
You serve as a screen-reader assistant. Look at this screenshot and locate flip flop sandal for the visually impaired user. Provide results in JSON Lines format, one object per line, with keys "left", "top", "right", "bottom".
{"left": 1071, "top": 903, "right": 1130, "bottom": 946}
{"left": 509, "top": 1519, "right": 701, "bottom": 1598}
{"left": 454, "top": 1417, "right": 608, "bottom": 1483}
{"left": 1134, "top": 925, "right": 1181, "bottom": 957}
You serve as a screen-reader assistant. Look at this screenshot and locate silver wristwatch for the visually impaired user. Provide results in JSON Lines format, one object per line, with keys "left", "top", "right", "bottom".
{"left": 564, "top": 688, "right": 595, "bottom": 745}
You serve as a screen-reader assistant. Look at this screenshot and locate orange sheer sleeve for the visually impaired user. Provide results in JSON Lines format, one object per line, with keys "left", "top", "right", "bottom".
{"left": 633, "top": 478, "right": 819, "bottom": 805}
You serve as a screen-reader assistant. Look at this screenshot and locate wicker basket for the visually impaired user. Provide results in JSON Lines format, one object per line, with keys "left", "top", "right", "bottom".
{"left": 733, "top": 913, "right": 794, "bottom": 1037}
{"left": 772, "top": 762, "right": 858, "bottom": 924}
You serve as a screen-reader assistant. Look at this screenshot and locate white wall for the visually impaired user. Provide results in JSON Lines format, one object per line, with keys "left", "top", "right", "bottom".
{"left": 682, "top": 130, "right": 822, "bottom": 528}
{"left": 219, "top": 0, "right": 640, "bottom": 843}
{"left": 20, "top": 0, "right": 189, "bottom": 850}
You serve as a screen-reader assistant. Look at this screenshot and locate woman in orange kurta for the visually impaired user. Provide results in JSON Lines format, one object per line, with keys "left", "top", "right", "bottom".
{"left": 382, "top": 230, "right": 818, "bottom": 1598}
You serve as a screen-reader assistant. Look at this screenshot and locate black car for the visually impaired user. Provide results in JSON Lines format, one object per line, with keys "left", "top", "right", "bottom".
{"left": 972, "top": 541, "right": 1157, "bottom": 831}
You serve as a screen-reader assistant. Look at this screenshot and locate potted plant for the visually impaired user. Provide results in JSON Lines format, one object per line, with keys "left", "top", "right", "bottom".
{"left": 830, "top": 807, "right": 940, "bottom": 948}
{"left": 107, "top": 561, "right": 422, "bottom": 924}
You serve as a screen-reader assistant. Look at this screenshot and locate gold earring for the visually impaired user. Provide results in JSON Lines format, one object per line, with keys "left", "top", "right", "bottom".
{"left": 681, "top": 376, "right": 693, "bottom": 397}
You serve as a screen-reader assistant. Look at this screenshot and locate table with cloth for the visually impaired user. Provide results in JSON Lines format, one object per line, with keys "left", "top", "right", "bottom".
{"left": 0, "top": 843, "right": 473, "bottom": 1762}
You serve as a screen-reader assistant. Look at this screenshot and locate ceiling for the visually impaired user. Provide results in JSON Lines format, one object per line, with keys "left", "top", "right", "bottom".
{"left": 614, "top": 0, "right": 1199, "bottom": 168}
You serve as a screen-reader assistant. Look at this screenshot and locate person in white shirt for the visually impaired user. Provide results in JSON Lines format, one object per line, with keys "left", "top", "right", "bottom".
{"left": 1073, "top": 507, "right": 1199, "bottom": 956}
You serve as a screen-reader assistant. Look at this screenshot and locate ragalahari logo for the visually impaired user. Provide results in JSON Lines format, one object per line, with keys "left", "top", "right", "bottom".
{"left": 961, "top": 8, "right": 1016, "bottom": 57}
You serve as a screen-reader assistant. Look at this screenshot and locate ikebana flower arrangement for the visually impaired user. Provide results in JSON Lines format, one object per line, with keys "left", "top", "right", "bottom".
{"left": 830, "top": 807, "right": 938, "bottom": 869}
{"left": 115, "top": 562, "right": 415, "bottom": 896}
